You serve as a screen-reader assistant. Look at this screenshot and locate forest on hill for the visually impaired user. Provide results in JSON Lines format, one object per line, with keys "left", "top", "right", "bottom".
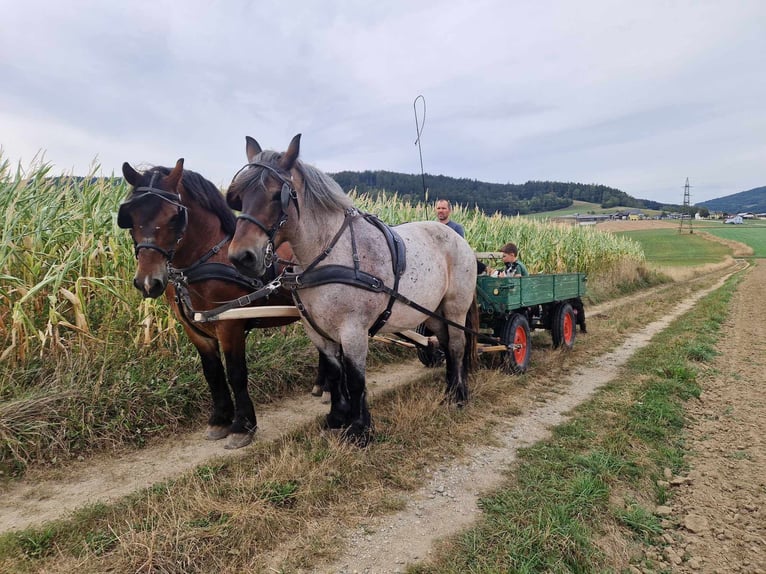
{"left": 330, "top": 170, "right": 669, "bottom": 216}
{"left": 696, "top": 186, "right": 766, "bottom": 214}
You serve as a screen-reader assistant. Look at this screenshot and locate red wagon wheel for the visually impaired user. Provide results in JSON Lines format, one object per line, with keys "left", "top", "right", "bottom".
{"left": 502, "top": 313, "right": 530, "bottom": 374}
{"left": 551, "top": 302, "right": 577, "bottom": 350}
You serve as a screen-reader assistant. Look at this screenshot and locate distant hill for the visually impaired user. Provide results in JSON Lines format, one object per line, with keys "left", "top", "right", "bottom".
{"left": 330, "top": 170, "right": 670, "bottom": 216}
{"left": 696, "top": 186, "right": 766, "bottom": 214}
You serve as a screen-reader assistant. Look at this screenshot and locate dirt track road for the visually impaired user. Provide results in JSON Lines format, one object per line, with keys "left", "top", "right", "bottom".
{"left": 2, "top": 261, "right": 762, "bottom": 574}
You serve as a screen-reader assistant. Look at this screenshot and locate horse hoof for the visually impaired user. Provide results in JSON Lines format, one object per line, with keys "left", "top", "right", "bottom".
{"left": 311, "top": 384, "right": 323, "bottom": 397}
{"left": 321, "top": 391, "right": 331, "bottom": 404}
{"left": 343, "top": 427, "right": 373, "bottom": 448}
{"left": 224, "top": 431, "right": 255, "bottom": 449}
{"left": 205, "top": 425, "right": 230, "bottom": 441}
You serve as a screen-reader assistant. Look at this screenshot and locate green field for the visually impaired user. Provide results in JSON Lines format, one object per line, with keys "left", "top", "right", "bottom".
{"left": 616, "top": 228, "right": 731, "bottom": 266}
{"left": 697, "top": 221, "right": 766, "bottom": 258}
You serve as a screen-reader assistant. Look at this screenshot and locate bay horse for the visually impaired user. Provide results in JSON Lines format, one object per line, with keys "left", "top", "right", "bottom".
{"left": 119, "top": 159, "right": 327, "bottom": 449}
{"left": 226, "top": 135, "right": 478, "bottom": 444}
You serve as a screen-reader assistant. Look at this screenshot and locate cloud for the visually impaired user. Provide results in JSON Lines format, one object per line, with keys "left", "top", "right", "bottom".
{"left": 1, "top": 0, "right": 764, "bottom": 204}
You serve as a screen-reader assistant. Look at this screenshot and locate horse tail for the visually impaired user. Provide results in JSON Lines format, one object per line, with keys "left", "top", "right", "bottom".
{"left": 463, "top": 294, "right": 479, "bottom": 373}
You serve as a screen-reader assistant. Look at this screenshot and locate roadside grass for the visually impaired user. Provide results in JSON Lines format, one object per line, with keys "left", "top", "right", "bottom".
{"left": 0, "top": 265, "right": 732, "bottom": 572}
{"left": 0, "top": 322, "right": 407, "bottom": 478}
{"left": 412, "top": 273, "right": 736, "bottom": 573}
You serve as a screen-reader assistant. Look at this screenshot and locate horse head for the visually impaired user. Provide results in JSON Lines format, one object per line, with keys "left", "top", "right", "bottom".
{"left": 119, "top": 159, "right": 186, "bottom": 298}
{"left": 226, "top": 134, "right": 302, "bottom": 277}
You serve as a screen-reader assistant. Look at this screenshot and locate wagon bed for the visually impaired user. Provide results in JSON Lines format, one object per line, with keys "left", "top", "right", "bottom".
{"left": 477, "top": 273, "right": 587, "bottom": 316}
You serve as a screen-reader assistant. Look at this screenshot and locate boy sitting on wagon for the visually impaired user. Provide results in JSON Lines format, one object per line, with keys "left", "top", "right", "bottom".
{"left": 487, "top": 242, "right": 528, "bottom": 277}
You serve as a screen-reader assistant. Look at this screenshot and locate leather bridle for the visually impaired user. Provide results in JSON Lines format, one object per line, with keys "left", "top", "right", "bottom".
{"left": 118, "top": 173, "right": 189, "bottom": 261}
{"left": 230, "top": 161, "right": 299, "bottom": 268}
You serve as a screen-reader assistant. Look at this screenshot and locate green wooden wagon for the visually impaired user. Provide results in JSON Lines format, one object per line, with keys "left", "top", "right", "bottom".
{"left": 414, "top": 271, "right": 587, "bottom": 374}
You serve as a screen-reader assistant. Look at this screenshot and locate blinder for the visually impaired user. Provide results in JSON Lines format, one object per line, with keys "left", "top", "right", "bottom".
{"left": 117, "top": 202, "right": 133, "bottom": 229}
{"left": 280, "top": 181, "right": 294, "bottom": 212}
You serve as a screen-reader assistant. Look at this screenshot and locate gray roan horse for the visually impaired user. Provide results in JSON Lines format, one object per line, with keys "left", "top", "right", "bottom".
{"left": 226, "top": 134, "right": 478, "bottom": 444}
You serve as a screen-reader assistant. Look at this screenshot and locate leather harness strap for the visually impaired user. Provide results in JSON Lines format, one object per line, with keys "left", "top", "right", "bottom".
{"left": 284, "top": 209, "right": 489, "bottom": 341}
{"left": 282, "top": 209, "right": 483, "bottom": 341}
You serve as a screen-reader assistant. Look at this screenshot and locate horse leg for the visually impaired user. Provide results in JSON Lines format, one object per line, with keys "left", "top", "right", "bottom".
{"left": 318, "top": 348, "right": 352, "bottom": 429}
{"left": 339, "top": 336, "right": 373, "bottom": 446}
{"left": 311, "top": 350, "right": 330, "bottom": 398}
{"left": 445, "top": 322, "right": 470, "bottom": 406}
{"left": 220, "top": 325, "right": 256, "bottom": 449}
{"left": 191, "top": 337, "right": 234, "bottom": 440}
{"left": 426, "top": 319, "right": 459, "bottom": 403}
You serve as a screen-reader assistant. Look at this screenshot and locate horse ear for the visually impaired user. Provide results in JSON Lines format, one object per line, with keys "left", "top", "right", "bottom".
{"left": 245, "top": 136, "right": 262, "bottom": 162}
{"left": 167, "top": 158, "right": 184, "bottom": 191}
{"left": 226, "top": 188, "right": 242, "bottom": 211}
{"left": 122, "top": 162, "right": 140, "bottom": 186}
{"left": 279, "top": 133, "right": 301, "bottom": 170}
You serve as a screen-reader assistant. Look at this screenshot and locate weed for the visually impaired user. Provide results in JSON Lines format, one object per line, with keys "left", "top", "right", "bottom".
{"left": 616, "top": 502, "right": 663, "bottom": 543}
{"left": 196, "top": 463, "right": 226, "bottom": 482}
{"left": 259, "top": 480, "right": 300, "bottom": 506}
{"left": 16, "top": 527, "right": 56, "bottom": 559}
{"left": 85, "top": 529, "right": 119, "bottom": 556}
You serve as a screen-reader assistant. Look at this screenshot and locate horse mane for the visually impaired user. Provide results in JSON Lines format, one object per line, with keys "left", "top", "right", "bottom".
{"left": 147, "top": 166, "right": 237, "bottom": 235}
{"left": 230, "top": 150, "right": 353, "bottom": 215}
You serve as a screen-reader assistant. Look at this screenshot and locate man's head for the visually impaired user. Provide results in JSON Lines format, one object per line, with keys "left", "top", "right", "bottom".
{"left": 435, "top": 199, "right": 452, "bottom": 223}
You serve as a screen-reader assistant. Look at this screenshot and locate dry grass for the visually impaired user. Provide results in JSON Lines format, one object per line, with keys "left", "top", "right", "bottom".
{"left": 654, "top": 254, "right": 738, "bottom": 282}
{"left": 0, "top": 268, "right": 719, "bottom": 573}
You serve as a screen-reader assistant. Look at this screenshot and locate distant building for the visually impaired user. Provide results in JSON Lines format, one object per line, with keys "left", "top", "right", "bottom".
{"left": 551, "top": 214, "right": 615, "bottom": 226}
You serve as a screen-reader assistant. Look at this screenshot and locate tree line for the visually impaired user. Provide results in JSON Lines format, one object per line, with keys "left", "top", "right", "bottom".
{"left": 330, "top": 170, "right": 668, "bottom": 216}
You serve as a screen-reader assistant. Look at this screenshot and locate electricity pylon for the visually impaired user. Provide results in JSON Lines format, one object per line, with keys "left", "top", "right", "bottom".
{"left": 679, "top": 177, "right": 693, "bottom": 234}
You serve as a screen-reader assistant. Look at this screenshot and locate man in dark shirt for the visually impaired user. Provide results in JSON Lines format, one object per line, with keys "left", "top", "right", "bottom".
{"left": 435, "top": 199, "right": 464, "bottom": 237}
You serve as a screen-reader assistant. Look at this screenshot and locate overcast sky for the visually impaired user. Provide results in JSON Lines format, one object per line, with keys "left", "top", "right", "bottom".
{"left": 1, "top": 1, "right": 763, "bottom": 204}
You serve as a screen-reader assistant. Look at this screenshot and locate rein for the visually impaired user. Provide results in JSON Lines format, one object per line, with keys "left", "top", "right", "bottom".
{"left": 120, "top": 177, "right": 279, "bottom": 330}
{"left": 282, "top": 209, "right": 487, "bottom": 341}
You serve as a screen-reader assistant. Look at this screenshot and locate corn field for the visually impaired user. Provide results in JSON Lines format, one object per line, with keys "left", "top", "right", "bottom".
{"left": 0, "top": 156, "right": 177, "bottom": 366}
{"left": 354, "top": 192, "right": 645, "bottom": 275}
{"left": 0, "top": 155, "right": 645, "bottom": 473}
{"left": 0, "top": 159, "right": 645, "bottom": 368}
